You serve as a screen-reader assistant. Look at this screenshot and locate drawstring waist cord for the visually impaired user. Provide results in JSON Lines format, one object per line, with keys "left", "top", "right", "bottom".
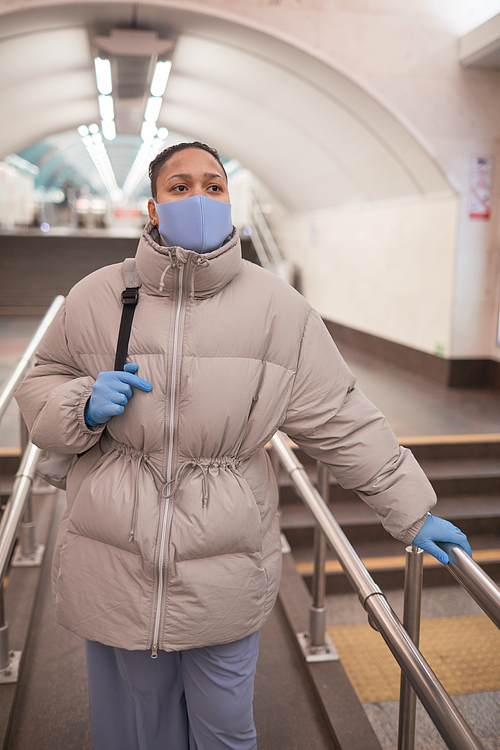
{"left": 111, "top": 442, "right": 165, "bottom": 542}
{"left": 162, "top": 456, "right": 242, "bottom": 509}
{"left": 109, "top": 439, "right": 242, "bottom": 540}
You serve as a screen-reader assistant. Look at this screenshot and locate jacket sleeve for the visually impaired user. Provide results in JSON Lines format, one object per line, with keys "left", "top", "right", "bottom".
{"left": 14, "top": 301, "right": 105, "bottom": 454}
{"left": 280, "top": 308, "right": 435, "bottom": 543}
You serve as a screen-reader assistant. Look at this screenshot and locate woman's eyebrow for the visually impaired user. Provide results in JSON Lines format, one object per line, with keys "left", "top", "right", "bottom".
{"left": 166, "top": 172, "right": 224, "bottom": 181}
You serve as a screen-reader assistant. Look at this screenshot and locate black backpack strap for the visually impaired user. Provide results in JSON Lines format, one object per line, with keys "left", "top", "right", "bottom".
{"left": 114, "top": 258, "right": 141, "bottom": 371}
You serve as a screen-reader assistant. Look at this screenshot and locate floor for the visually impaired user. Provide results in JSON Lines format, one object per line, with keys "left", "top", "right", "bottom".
{"left": 337, "top": 341, "right": 500, "bottom": 439}
{"left": 1, "top": 313, "right": 500, "bottom": 749}
{"left": 324, "top": 587, "right": 500, "bottom": 749}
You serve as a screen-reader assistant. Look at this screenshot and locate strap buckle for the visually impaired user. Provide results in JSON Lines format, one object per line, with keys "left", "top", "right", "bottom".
{"left": 121, "top": 287, "right": 139, "bottom": 305}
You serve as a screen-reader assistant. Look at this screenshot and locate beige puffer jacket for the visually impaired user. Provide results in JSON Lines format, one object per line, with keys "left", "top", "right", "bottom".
{"left": 15, "top": 224, "right": 435, "bottom": 653}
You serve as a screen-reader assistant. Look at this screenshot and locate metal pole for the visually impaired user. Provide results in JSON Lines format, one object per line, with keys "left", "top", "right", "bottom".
{"left": 272, "top": 434, "right": 384, "bottom": 606}
{"left": 19, "top": 415, "right": 36, "bottom": 558}
{"left": 0, "top": 586, "right": 8, "bottom": 670}
{"left": 309, "top": 463, "right": 328, "bottom": 648}
{"left": 440, "top": 543, "right": 500, "bottom": 628}
{"left": 0, "top": 443, "right": 42, "bottom": 581}
{"left": 398, "top": 545, "right": 424, "bottom": 750}
{"left": 270, "top": 446, "right": 281, "bottom": 485}
{"left": 367, "top": 593, "right": 482, "bottom": 750}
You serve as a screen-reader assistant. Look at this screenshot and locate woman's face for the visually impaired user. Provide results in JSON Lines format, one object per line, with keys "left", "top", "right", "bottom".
{"left": 148, "top": 148, "right": 230, "bottom": 226}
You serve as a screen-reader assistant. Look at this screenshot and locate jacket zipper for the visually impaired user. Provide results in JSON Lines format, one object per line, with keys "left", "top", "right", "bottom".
{"left": 151, "top": 264, "right": 184, "bottom": 658}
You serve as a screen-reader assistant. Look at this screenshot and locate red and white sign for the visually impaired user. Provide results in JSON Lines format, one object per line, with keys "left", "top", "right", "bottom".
{"left": 469, "top": 156, "right": 492, "bottom": 220}
{"left": 114, "top": 207, "right": 142, "bottom": 219}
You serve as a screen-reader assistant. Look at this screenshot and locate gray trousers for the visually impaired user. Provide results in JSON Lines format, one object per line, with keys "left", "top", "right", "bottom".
{"left": 85, "top": 631, "right": 260, "bottom": 750}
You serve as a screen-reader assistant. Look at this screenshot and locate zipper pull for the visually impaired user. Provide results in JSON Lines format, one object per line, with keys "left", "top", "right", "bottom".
{"left": 151, "top": 644, "right": 158, "bottom": 659}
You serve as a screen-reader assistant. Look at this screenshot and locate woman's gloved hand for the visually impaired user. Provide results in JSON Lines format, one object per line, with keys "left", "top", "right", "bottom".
{"left": 412, "top": 514, "right": 472, "bottom": 564}
{"left": 84, "top": 363, "right": 152, "bottom": 427}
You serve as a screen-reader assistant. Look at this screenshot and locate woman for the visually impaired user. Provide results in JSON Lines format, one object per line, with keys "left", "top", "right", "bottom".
{"left": 15, "top": 141, "right": 471, "bottom": 750}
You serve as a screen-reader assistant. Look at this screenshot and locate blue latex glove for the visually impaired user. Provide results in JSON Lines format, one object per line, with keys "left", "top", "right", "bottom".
{"left": 85, "top": 363, "right": 152, "bottom": 427}
{"left": 413, "top": 514, "right": 472, "bottom": 564}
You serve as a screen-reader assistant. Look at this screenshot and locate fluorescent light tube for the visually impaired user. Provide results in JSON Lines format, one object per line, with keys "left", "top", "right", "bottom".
{"left": 99, "top": 95, "right": 114, "bottom": 121}
{"left": 141, "top": 121, "right": 157, "bottom": 144}
{"left": 102, "top": 120, "right": 116, "bottom": 141}
{"left": 150, "top": 60, "right": 172, "bottom": 97}
{"left": 94, "top": 57, "right": 112, "bottom": 95}
{"left": 144, "top": 96, "right": 162, "bottom": 123}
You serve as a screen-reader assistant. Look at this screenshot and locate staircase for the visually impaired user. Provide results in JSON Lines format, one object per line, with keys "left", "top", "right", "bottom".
{"left": 278, "top": 437, "right": 500, "bottom": 594}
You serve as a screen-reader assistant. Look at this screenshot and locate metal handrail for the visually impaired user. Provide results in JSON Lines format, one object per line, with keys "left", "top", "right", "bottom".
{"left": 0, "top": 442, "right": 42, "bottom": 581}
{"left": 271, "top": 430, "right": 483, "bottom": 750}
{"left": 441, "top": 543, "right": 500, "bottom": 628}
{"left": 250, "top": 195, "right": 282, "bottom": 266}
{"left": 0, "top": 296, "right": 65, "bottom": 676}
{"left": 0, "top": 295, "right": 64, "bottom": 424}
{"left": 247, "top": 220, "right": 272, "bottom": 270}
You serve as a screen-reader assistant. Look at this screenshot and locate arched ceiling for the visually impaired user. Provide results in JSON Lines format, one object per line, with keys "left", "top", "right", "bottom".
{"left": 0, "top": 1, "right": 452, "bottom": 212}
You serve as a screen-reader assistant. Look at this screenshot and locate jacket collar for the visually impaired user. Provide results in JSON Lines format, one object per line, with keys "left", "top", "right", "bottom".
{"left": 135, "top": 222, "right": 242, "bottom": 299}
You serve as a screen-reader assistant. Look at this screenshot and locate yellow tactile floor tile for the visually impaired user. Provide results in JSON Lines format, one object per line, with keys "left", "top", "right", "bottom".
{"left": 327, "top": 614, "right": 500, "bottom": 704}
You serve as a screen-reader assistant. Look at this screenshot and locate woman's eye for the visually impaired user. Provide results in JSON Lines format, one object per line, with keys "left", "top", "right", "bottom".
{"left": 173, "top": 185, "right": 188, "bottom": 192}
{"left": 208, "top": 185, "right": 221, "bottom": 192}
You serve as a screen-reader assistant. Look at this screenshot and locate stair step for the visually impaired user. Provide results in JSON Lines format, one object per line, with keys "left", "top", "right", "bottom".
{"left": 281, "top": 436, "right": 500, "bottom": 464}
{"left": 419, "top": 458, "right": 500, "bottom": 479}
{"left": 295, "top": 547, "right": 500, "bottom": 577}
{"left": 277, "top": 461, "right": 500, "bottom": 509}
{"left": 288, "top": 530, "right": 500, "bottom": 593}
{"left": 280, "top": 494, "right": 500, "bottom": 530}
{"left": 278, "top": 457, "right": 500, "bottom": 487}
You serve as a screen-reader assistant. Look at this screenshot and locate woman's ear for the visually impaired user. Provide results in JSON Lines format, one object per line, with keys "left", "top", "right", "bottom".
{"left": 148, "top": 198, "right": 159, "bottom": 226}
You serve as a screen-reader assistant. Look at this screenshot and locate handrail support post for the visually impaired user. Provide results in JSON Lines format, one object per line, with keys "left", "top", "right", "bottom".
{"left": 296, "top": 462, "right": 339, "bottom": 662}
{"left": 309, "top": 463, "right": 329, "bottom": 648}
{"left": 398, "top": 544, "right": 424, "bottom": 750}
{"left": 0, "top": 583, "right": 21, "bottom": 683}
{"left": 12, "top": 415, "right": 44, "bottom": 567}
{"left": 19, "top": 415, "right": 36, "bottom": 559}
{"left": 0, "top": 586, "right": 8, "bottom": 670}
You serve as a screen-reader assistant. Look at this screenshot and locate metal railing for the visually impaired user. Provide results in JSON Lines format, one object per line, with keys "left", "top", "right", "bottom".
{"left": 247, "top": 194, "right": 292, "bottom": 283}
{"left": 442, "top": 542, "right": 500, "bottom": 628}
{"left": 271, "top": 430, "right": 500, "bottom": 750}
{"left": 0, "top": 296, "right": 64, "bottom": 424}
{"left": 0, "top": 295, "right": 64, "bottom": 678}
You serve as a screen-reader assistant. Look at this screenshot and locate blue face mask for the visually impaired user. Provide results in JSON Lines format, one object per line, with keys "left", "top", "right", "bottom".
{"left": 154, "top": 195, "right": 233, "bottom": 254}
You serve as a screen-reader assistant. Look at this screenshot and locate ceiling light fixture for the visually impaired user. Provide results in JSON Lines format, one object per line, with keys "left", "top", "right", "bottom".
{"left": 141, "top": 121, "right": 158, "bottom": 144}
{"left": 144, "top": 96, "right": 162, "bottom": 123}
{"left": 102, "top": 120, "right": 116, "bottom": 141}
{"left": 80, "top": 129, "right": 121, "bottom": 202}
{"left": 94, "top": 57, "right": 112, "bottom": 95}
{"left": 98, "top": 94, "right": 115, "bottom": 122}
{"left": 122, "top": 130, "right": 168, "bottom": 199}
{"left": 150, "top": 60, "right": 172, "bottom": 97}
